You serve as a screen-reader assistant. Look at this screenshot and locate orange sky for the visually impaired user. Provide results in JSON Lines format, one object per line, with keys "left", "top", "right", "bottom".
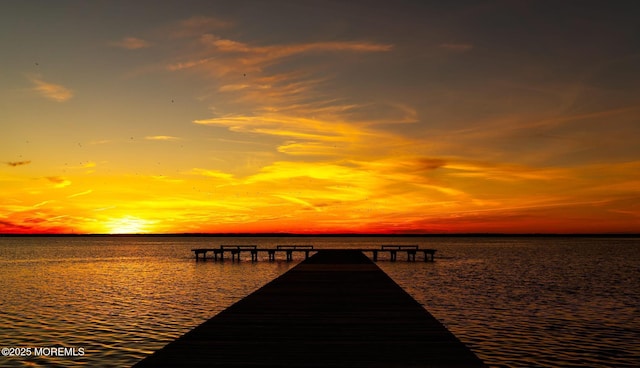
{"left": 1, "top": 1, "right": 639, "bottom": 234}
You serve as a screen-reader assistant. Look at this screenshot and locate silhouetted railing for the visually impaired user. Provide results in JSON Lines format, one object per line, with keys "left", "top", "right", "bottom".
{"left": 192, "top": 245, "right": 435, "bottom": 262}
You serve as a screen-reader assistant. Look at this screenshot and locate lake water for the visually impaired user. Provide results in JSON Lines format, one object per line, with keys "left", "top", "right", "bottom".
{"left": 0, "top": 236, "right": 638, "bottom": 367}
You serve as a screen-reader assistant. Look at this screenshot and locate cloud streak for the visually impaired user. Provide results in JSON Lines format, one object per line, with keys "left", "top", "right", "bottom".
{"left": 162, "top": 16, "right": 403, "bottom": 175}
{"left": 46, "top": 176, "right": 71, "bottom": 188}
{"left": 170, "top": 16, "right": 232, "bottom": 39}
{"left": 190, "top": 168, "right": 235, "bottom": 181}
{"left": 6, "top": 160, "right": 31, "bottom": 167}
{"left": 110, "top": 36, "right": 151, "bottom": 50}
{"left": 68, "top": 190, "right": 93, "bottom": 198}
{"left": 145, "top": 135, "right": 181, "bottom": 141}
{"left": 166, "top": 32, "right": 392, "bottom": 81}
{"left": 29, "top": 76, "right": 73, "bottom": 102}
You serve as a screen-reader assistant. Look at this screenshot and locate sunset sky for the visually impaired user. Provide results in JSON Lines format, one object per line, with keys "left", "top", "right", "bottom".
{"left": 1, "top": 1, "right": 639, "bottom": 234}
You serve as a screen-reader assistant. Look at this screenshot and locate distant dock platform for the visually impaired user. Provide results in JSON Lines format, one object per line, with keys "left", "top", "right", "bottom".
{"left": 134, "top": 250, "right": 484, "bottom": 367}
{"left": 192, "top": 244, "right": 436, "bottom": 262}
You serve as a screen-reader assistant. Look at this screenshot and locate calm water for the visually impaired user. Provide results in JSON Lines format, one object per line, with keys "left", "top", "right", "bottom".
{"left": 0, "top": 236, "right": 638, "bottom": 367}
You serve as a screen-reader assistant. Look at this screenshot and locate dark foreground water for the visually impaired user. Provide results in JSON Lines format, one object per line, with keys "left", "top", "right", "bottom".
{"left": 0, "top": 236, "right": 638, "bottom": 367}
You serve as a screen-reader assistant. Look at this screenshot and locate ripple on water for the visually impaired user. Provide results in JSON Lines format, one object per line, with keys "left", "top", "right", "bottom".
{"left": 378, "top": 238, "right": 640, "bottom": 368}
{"left": 1, "top": 237, "right": 639, "bottom": 367}
{"left": 0, "top": 238, "right": 300, "bottom": 367}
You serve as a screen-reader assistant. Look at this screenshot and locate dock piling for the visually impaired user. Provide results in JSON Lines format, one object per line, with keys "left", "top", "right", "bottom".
{"left": 192, "top": 245, "right": 436, "bottom": 263}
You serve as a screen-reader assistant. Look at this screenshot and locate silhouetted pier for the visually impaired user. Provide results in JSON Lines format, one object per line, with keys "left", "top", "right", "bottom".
{"left": 134, "top": 250, "right": 484, "bottom": 367}
{"left": 192, "top": 244, "right": 436, "bottom": 262}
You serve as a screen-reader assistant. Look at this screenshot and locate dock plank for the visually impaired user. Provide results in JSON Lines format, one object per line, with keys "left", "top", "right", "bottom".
{"left": 134, "top": 250, "right": 485, "bottom": 367}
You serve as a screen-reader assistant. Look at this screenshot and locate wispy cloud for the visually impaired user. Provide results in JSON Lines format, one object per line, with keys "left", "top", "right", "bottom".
{"left": 68, "top": 190, "right": 93, "bottom": 198}
{"left": 190, "top": 168, "right": 235, "bottom": 181}
{"left": 144, "top": 135, "right": 181, "bottom": 141}
{"left": 277, "top": 141, "right": 343, "bottom": 156}
{"left": 427, "top": 104, "right": 640, "bottom": 166}
{"left": 32, "top": 200, "right": 51, "bottom": 208}
{"left": 159, "top": 17, "right": 630, "bottom": 232}
{"left": 170, "top": 16, "right": 232, "bottom": 39}
{"left": 89, "top": 139, "right": 112, "bottom": 145}
{"left": 152, "top": 175, "right": 184, "bottom": 183}
{"left": 57, "top": 161, "right": 96, "bottom": 173}
{"left": 29, "top": 76, "right": 73, "bottom": 102}
{"left": 273, "top": 194, "right": 322, "bottom": 212}
{"left": 194, "top": 108, "right": 413, "bottom": 161}
{"left": 45, "top": 176, "right": 71, "bottom": 188}
{"left": 160, "top": 17, "right": 401, "bottom": 168}
{"left": 6, "top": 160, "right": 31, "bottom": 167}
{"left": 444, "top": 160, "right": 569, "bottom": 182}
{"left": 0, "top": 220, "right": 32, "bottom": 233}
{"left": 195, "top": 114, "right": 352, "bottom": 142}
{"left": 110, "top": 36, "right": 151, "bottom": 50}
{"left": 204, "top": 36, "right": 393, "bottom": 57}
{"left": 166, "top": 33, "right": 392, "bottom": 80}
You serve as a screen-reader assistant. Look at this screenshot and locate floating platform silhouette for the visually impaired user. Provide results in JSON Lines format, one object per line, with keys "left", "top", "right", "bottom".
{"left": 134, "top": 250, "right": 485, "bottom": 367}
{"left": 192, "top": 244, "right": 436, "bottom": 262}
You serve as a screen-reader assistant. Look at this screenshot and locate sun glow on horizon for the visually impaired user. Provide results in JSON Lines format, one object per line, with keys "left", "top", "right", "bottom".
{"left": 105, "top": 216, "right": 153, "bottom": 234}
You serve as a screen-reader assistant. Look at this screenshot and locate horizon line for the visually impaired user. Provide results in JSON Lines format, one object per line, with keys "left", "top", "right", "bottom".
{"left": 1, "top": 232, "right": 638, "bottom": 237}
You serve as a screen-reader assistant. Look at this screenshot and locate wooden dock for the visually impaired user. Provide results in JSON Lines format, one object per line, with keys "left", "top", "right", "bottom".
{"left": 192, "top": 244, "right": 436, "bottom": 262}
{"left": 134, "top": 250, "right": 485, "bottom": 367}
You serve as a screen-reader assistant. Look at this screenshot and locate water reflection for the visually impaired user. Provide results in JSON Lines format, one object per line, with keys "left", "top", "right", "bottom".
{"left": 0, "top": 237, "right": 299, "bottom": 367}
{"left": 378, "top": 238, "right": 640, "bottom": 368}
{"left": 1, "top": 237, "right": 639, "bottom": 367}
